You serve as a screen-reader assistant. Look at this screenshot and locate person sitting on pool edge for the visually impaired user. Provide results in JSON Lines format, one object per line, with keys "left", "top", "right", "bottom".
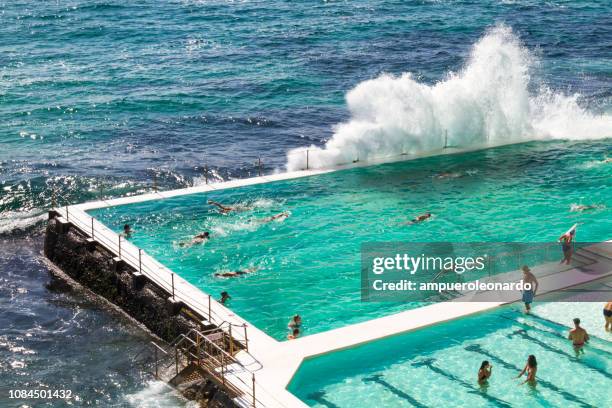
{"left": 123, "top": 224, "right": 133, "bottom": 238}
{"left": 179, "top": 231, "right": 210, "bottom": 247}
{"left": 568, "top": 318, "right": 589, "bottom": 354}
{"left": 287, "top": 327, "right": 300, "bottom": 340}
{"left": 219, "top": 291, "right": 231, "bottom": 305}
{"left": 521, "top": 265, "right": 538, "bottom": 313}
{"left": 288, "top": 314, "right": 302, "bottom": 329}
{"left": 517, "top": 355, "right": 537, "bottom": 386}
{"left": 478, "top": 360, "right": 492, "bottom": 385}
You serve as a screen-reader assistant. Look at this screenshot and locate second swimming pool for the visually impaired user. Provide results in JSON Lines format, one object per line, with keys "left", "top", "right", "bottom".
{"left": 288, "top": 303, "right": 612, "bottom": 407}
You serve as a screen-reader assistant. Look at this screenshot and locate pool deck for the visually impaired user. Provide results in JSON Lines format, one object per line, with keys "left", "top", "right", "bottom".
{"left": 55, "top": 169, "right": 612, "bottom": 408}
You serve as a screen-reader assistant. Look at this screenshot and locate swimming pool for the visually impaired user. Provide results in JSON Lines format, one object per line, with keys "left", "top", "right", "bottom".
{"left": 288, "top": 302, "right": 612, "bottom": 407}
{"left": 88, "top": 140, "right": 611, "bottom": 340}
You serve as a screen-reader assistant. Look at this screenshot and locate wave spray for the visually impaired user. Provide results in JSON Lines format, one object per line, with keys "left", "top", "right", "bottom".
{"left": 286, "top": 25, "right": 611, "bottom": 170}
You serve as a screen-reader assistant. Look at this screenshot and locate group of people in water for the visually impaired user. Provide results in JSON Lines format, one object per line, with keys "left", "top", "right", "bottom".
{"left": 176, "top": 200, "right": 289, "bottom": 248}
{"left": 217, "top": 291, "right": 302, "bottom": 339}
{"left": 478, "top": 315, "right": 597, "bottom": 388}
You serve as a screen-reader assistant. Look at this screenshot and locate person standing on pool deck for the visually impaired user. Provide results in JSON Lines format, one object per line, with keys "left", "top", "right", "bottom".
{"left": 559, "top": 230, "right": 575, "bottom": 265}
{"left": 517, "top": 355, "right": 537, "bottom": 386}
{"left": 568, "top": 318, "right": 589, "bottom": 354}
{"left": 604, "top": 302, "right": 612, "bottom": 331}
{"left": 521, "top": 266, "right": 538, "bottom": 313}
{"left": 478, "top": 360, "right": 492, "bottom": 385}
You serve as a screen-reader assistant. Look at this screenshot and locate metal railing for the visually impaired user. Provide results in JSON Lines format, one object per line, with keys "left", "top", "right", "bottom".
{"left": 132, "top": 328, "right": 284, "bottom": 407}
{"left": 52, "top": 201, "right": 255, "bottom": 356}
{"left": 53, "top": 203, "right": 285, "bottom": 405}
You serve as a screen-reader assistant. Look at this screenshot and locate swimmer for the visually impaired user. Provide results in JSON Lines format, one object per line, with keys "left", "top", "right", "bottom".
{"left": 405, "top": 212, "right": 432, "bottom": 225}
{"left": 517, "top": 355, "right": 537, "bottom": 386}
{"left": 219, "top": 291, "right": 231, "bottom": 305}
{"left": 179, "top": 231, "right": 210, "bottom": 247}
{"left": 435, "top": 172, "right": 462, "bottom": 180}
{"left": 259, "top": 212, "right": 290, "bottom": 223}
{"left": 214, "top": 267, "right": 257, "bottom": 278}
{"left": 288, "top": 314, "right": 302, "bottom": 329}
{"left": 208, "top": 200, "right": 236, "bottom": 214}
{"left": 122, "top": 224, "right": 133, "bottom": 238}
{"left": 570, "top": 204, "right": 601, "bottom": 212}
{"left": 287, "top": 327, "right": 300, "bottom": 340}
{"left": 568, "top": 318, "right": 589, "bottom": 354}
{"left": 478, "top": 360, "right": 492, "bottom": 385}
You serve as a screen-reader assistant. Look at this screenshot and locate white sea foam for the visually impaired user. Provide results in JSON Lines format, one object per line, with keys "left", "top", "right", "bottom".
{"left": 0, "top": 209, "right": 46, "bottom": 234}
{"left": 286, "top": 25, "right": 612, "bottom": 170}
{"left": 123, "top": 380, "right": 186, "bottom": 408}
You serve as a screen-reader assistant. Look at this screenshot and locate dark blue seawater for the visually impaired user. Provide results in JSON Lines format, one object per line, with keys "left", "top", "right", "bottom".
{"left": 0, "top": 1, "right": 610, "bottom": 406}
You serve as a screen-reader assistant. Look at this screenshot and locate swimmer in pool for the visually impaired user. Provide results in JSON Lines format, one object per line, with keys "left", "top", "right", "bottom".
{"left": 568, "top": 318, "right": 589, "bottom": 354}
{"left": 259, "top": 212, "right": 290, "bottom": 223}
{"left": 122, "top": 224, "right": 133, "bottom": 238}
{"left": 288, "top": 314, "right": 302, "bottom": 329}
{"left": 179, "top": 231, "right": 210, "bottom": 247}
{"left": 219, "top": 291, "right": 231, "bottom": 305}
{"left": 517, "top": 355, "right": 537, "bottom": 386}
{"left": 405, "top": 212, "right": 432, "bottom": 225}
{"left": 287, "top": 328, "right": 300, "bottom": 340}
{"left": 214, "top": 267, "right": 258, "bottom": 278}
{"left": 570, "top": 204, "right": 600, "bottom": 212}
{"left": 478, "top": 360, "right": 492, "bottom": 386}
{"left": 436, "top": 172, "right": 462, "bottom": 180}
{"left": 208, "top": 200, "right": 237, "bottom": 214}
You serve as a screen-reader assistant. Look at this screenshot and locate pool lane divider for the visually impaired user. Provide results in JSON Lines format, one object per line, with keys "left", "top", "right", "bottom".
{"left": 362, "top": 374, "right": 429, "bottom": 408}
{"left": 411, "top": 358, "right": 512, "bottom": 408}
{"left": 464, "top": 344, "right": 595, "bottom": 408}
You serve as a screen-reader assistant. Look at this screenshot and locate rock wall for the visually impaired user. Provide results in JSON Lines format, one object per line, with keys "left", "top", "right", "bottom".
{"left": 44, "top": 216, "right": 238, "bottom": 407}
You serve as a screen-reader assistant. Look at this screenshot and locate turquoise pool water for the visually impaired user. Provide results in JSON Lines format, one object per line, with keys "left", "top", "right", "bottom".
{"left": 88, "top": 140, "right": 611, "bottom": 340}
{"left": 288, "top": 303, "right": 612, "bottom": 407}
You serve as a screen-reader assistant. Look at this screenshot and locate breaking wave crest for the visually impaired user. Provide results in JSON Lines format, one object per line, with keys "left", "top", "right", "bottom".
{"left": 286, "top": 25, "right": 612, "bottom": 170}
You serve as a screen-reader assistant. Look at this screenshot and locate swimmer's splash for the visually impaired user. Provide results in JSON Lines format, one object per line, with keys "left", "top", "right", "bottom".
{"left": 286, "top": 25, "right": 612, "bottom": 171}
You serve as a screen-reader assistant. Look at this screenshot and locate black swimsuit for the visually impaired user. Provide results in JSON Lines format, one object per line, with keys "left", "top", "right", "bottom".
{"left": 604, "top": 308, "right": 612, "bottom": 318}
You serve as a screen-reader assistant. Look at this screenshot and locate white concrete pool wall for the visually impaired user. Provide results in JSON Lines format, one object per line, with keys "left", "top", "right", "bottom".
{"left": 57, "top": 157, "right": 612, "bottom": 408}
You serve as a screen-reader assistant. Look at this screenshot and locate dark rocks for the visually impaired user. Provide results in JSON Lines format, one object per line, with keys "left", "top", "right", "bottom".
{"left": 43, "top": 217, "right": 238, "bottom": 407}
